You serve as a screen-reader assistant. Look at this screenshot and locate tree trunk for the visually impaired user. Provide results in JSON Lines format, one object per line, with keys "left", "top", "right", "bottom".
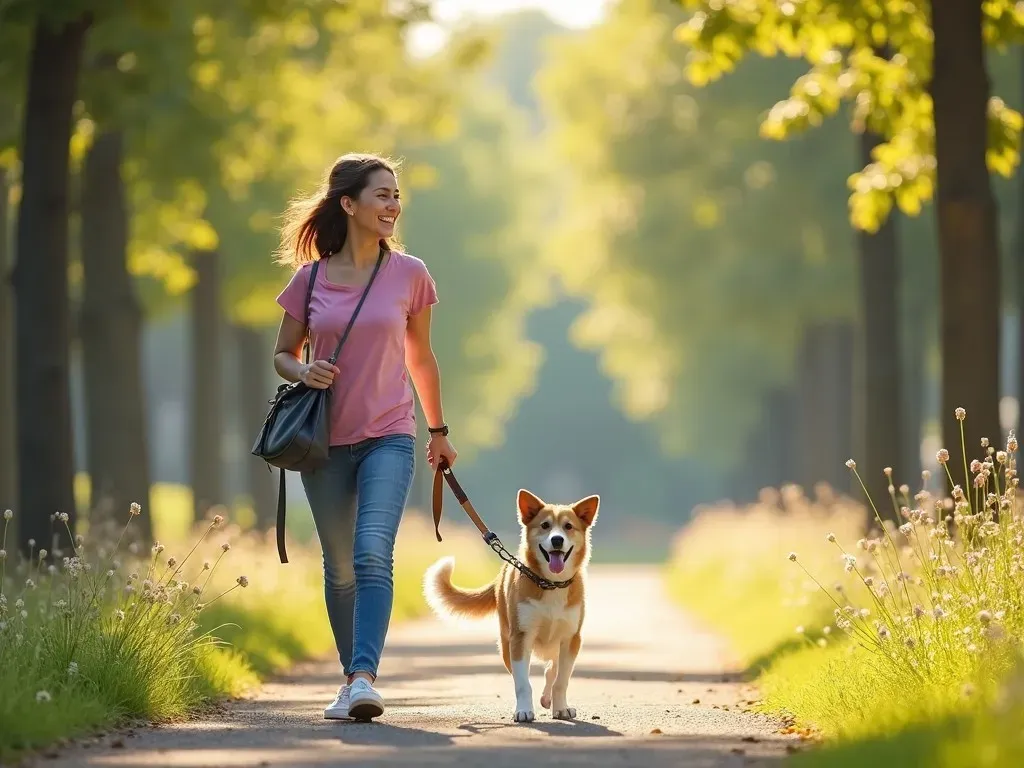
{"left": 13, "top": 14, "right": 91, "bottom": 558}
{"left": 235, "top": 324, "right": 276, "bottom": 530}
{"left": 79, "top": 129, "right": 153, "bottom": 541}
{"left": 190, "top": 249, "right": 224, "bottom": 520}
{"left": 902, "top": 251, "right": 926, "bottom": 491}
{"left": 796, "top": 321, "right": 856, "bottom": 494}
{"left": 855, "top": 128, "right": 902, "bottom": 518}
{"left": 930, "top": 0, "right": 1003, "bottom": 482}
{"left": 0, "top": 168, "right": 15, "bottom": 518}
{"left": 1017, "top": 49, "right": 1024, "bottom": 447}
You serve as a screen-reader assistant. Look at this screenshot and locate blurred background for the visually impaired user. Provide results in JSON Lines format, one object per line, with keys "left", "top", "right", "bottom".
{"left": 2, "top": 0, "right": 1023, "bottom": 564}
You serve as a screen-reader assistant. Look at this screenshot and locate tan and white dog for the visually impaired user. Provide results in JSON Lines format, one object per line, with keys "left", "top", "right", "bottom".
{"left": 423, "top": 488, "right": 600, "bottom": 723}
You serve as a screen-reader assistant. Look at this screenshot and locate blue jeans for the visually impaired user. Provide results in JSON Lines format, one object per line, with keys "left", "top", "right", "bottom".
{"left": 300, "top": 434, "right": 415, "bottom": 679}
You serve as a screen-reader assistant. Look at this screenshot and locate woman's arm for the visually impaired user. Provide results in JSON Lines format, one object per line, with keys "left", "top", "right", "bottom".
{"left": 405, "top": 305, "right": 445, "bottom": 429}
{"left": 406, "top": 305, "right": 457, "bottom": 467}
{"left": 273, "top": 311, "right": 338, "bottom": 388}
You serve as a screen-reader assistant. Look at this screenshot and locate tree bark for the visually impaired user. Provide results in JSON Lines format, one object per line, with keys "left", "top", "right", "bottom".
{"left": 79, "top": 129, "right": 153, "bottom": 541}
{"left": 855, "top": 128, "right": 902, "bottom": 517}
{"left": 0, "top": 168, "right": 15, "bottom": 518}
{"left": 796, "top": 321, "right": 856, "bottom": 493}
{"left": 930, "top": 0, "right": 1003, "bottom": 481}
{"left": 190, "top": 249, "right": 224, "bottom": 520}
{"left": 13, "top": 14, "right": 91, "bottom": 558}
{"left": 1017, "top": 49, "right": 1024, "bottom": 447}
{"left": 235, "top": 324, "right": 276, "bottom": 530}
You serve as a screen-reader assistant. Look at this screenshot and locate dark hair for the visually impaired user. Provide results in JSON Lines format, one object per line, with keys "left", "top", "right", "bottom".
{"left": 275, "top": 152, "right": 401, "bottom": 267}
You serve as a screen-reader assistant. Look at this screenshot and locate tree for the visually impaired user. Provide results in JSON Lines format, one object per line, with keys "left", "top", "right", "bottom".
{"left": 536, "top": 0, "right": 858, "bottom": 473}
{"left": 674, "top": 0, "right": 1023, "bottom": 485}
{"left": 11, "top": 7, "right": 93, "bottom": 556}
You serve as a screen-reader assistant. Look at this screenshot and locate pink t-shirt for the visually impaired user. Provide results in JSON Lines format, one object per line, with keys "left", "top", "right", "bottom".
{"left": 276, "top": 250, "right": 438, "bottom": 446}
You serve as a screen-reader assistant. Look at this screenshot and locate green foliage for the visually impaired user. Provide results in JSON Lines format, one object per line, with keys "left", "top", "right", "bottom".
{"left": 536, "top": 0, "right": 856, "bottom": 464}
{"left": 396, "top": 84, "right": 550, "bottom": 455}
{"left": 674, "top": 0, "right": 1024, "bottom": 232}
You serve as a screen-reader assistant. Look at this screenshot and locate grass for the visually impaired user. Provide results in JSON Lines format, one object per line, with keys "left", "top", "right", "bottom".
{"left": 1, "top": 481, "right": 495, "bottom": 762}
{"left": 665, "top": 413, "right": 1024, "bottom": 765}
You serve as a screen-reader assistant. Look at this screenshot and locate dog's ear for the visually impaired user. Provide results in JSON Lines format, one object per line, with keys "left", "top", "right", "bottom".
{"left": 517, "top": 489, "right": 546, "bottom": 525}
{"left": 572, "top": 495, "right": 600, "bottom": 527}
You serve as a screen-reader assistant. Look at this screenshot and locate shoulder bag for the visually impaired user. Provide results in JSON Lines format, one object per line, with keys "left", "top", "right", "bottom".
{"left": 252, "top": 247, "right": 385, "bottom": 562}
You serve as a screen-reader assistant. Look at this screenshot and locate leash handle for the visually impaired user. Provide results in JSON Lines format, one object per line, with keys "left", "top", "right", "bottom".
{"left": 432, "top": 458, "right": 492, "bottom": 542}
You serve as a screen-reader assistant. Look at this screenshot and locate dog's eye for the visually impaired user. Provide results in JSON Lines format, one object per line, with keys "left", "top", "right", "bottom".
{"left": 564, "top": 523, "right": 573, "bottom": 531}
{"left": 540, "top": 521, "right": 551, "bottom": 530}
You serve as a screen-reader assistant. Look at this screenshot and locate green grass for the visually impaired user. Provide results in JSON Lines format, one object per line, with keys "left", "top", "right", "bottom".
{"left": 665, "top": 420, "right": 1024, "bottom": 765}
{"left": 1, "top": 485, "right": 494, "bottom": 762}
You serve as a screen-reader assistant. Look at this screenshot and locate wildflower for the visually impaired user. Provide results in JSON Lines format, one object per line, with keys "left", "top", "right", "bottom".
{"left": 202, "top": 561, "right": 211, "bottom": 571}
{"left": 115, "top": 610, "right": 125, "bottom": 621}
{"left": 1008, "top": 433, "right": 1019, "bottom": 452}
{"left": 955, "top": 407, "right": 966, "bottom": 420}
{"left": 38, "top": 549, "right": 47, "bottom": 560}
{"left": 864, "top": 577, "right": 874, "bottom": 587}
{"left": 213, "top": 514, "right": 224, "bottom": 526}
{"left": 899, "top": 523, "right": 913, "bottom": 536}
{"left": 962, "top": 683, "right": 976, "bottom": 698}
{"left": 3, "top": 509, "right": 11, "bottom": 520}
{"left": 846, "top": 459, "right": 856, "bottom": 469}
{"left": 0, "top": 549, "right": 5, "bottom": 560}
{"left": 130, "top": 502, "right": 141, "bottom": 516}
{"left": 937, "top": 449, "right": 950, "bottom": 464}
{"left": 826, "top": 533, "right": 836, "bottom": 543}
{"left": 152, "top": 542, "right": 165, "bottom": 555}
{"left": 904, "top": 637, "right": 916, "bottom": 649}
{"left": 934, "top": 606, "right": 946, "bottom": 620}
{"left": 884, "top": 467, "right": 893, "bottom": 477}
{"left": 168, "top": 613, "right": 182, "bottom": 625}
{"left": 823, "top": 626, "right": 832, "bottom": 635}
{"left": 843, "top": 554, "right": 856, "bottom": 573}
{"left": 67, "top": 661, "right": 78, "bottom": 678}
{"left": 221, "top": 542, "right": 231, "bottom": 552}
{"left": 817, "top": 638, "right": 827, "bottom": 647}
{"left": 27, "top": 538, "right": 34, "bottom": 547}
{"left": 236, "top": 575, "right": 249, "bottom": 588}
{"left": 56, "top": 512, "right": 69, "bottom": 523}
{"left": 192, "top": 586, "right": 202, "bottom": 595}
{"left": 878, "top": 625, "right": 890, "bottom": 640}
{"left": 971, "top": 459, "right": 983, "bottom": 474}
{"left": 14, "top": 598, "right": 24, "bottom": 610}
{"left": 19, "top": 610, "right": 26, "bottom": 619}
{"left": 982, "top": 437, "right": 990, "bottom": 448}
{"left": 167, "top": 557, "right": 177, "bottom": 568}
{"left": 106, "top": 569, "right": 114, "bottom": 578}
{"left": 900, "top": 485, "right": 910, "bottom": 495}
{"left": 35, "top": 691, "right": 51, "bottom": 703}
{"left": 25, "top": 578, "right": 35, "bottom": 589}
{"left": 128, "top": 542, "right": 140, "bottom": 554}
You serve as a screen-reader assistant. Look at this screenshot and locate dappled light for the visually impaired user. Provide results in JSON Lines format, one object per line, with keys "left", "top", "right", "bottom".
{"left": 3, "top": 0, "right": 1024, "bottom": 765}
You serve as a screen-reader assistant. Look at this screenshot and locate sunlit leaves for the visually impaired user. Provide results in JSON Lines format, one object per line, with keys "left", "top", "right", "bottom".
{"left": 673, "top": 0, "right": 1024, "bottom": 232}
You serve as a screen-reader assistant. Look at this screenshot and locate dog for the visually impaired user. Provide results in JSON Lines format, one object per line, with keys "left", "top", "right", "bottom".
{"left": 423, "top": 488, "right": 600, "bottom": 723}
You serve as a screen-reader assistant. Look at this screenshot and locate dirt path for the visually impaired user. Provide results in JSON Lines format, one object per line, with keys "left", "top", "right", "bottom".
{"left": 37, "top": 565, "right": 799, "bottom": 767}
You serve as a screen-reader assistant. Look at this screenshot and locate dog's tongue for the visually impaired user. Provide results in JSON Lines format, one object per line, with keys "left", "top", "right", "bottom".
{"left": 548, "top": 551, "right": 566, "bottom": 574}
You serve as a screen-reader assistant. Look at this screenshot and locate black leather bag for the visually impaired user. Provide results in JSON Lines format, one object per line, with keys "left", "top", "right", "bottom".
{"left": 252, "top": 248, "right": 385, "bottom": 562}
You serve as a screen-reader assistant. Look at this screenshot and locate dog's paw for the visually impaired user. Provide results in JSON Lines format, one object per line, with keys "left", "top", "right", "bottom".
{"left": 553, "top": 707, "right": 576, "bottom": 720}
{"left": 540, "top": 693, "right": 552, "bottom": 709}
{"left": 513, "top": 709, "right": 535, "bottom": 723}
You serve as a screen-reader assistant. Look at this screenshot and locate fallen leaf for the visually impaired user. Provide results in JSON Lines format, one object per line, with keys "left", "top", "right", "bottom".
{"left": 691, "top": 698, "right": 700, "bottom": 704}
{"left": 650, "top": 728, "right": 663, "bottom": 735}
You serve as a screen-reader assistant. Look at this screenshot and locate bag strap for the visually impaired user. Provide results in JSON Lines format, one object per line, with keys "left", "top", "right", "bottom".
{"left": 301, "top": 259, "right": 321, "bottom": 365}
{"left": 326, "top": 246, "right": 385, "bottom": 365}
{"left": 276, "top": 468, "right": 288, "bottom": 563}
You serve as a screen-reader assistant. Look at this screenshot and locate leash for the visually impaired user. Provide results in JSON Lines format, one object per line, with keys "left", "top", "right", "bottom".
{"left": 432, "top": 459, "right": 573, "bottom": 590}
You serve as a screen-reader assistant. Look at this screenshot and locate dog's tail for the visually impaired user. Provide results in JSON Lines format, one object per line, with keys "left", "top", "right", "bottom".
{"left": 423, "top": 556, "right": 498, "bottom": 619}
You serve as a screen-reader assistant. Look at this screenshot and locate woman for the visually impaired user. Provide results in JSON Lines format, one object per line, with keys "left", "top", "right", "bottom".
{"left": 272, "top": 153, "right": 457, "bottom": 721}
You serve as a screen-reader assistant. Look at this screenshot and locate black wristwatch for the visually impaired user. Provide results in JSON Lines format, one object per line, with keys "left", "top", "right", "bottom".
{"left": 428, "top": 424, "right": 449, "bottom": 437}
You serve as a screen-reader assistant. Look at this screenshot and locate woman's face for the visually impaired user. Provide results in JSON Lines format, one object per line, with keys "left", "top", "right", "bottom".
{"left": 344, "top": 168, "right": 400, "bottom": 241}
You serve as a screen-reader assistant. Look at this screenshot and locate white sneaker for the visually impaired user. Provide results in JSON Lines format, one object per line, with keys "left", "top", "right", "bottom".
{"left": 323, "top": 684, "right": 352, "bottom": 720}
{"left": 347, "top": 678, "right": 384, "bottom": 720}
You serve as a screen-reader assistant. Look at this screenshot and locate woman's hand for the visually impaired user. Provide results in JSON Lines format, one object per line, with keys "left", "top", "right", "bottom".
{"left": 300, "top": 359, "right": 340, "bottom": 389}
{"left": 426, "top": 433, "right": 458, "bottom": 471}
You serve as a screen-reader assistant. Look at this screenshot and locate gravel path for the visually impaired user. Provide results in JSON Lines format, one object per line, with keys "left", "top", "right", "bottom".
{"left": 34, "top": 565, "right": 800, "bottom": 767}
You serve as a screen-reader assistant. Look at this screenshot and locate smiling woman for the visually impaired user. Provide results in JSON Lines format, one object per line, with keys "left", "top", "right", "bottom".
{"left": 267, "top": 152, "right": 459, "bottom": 723}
